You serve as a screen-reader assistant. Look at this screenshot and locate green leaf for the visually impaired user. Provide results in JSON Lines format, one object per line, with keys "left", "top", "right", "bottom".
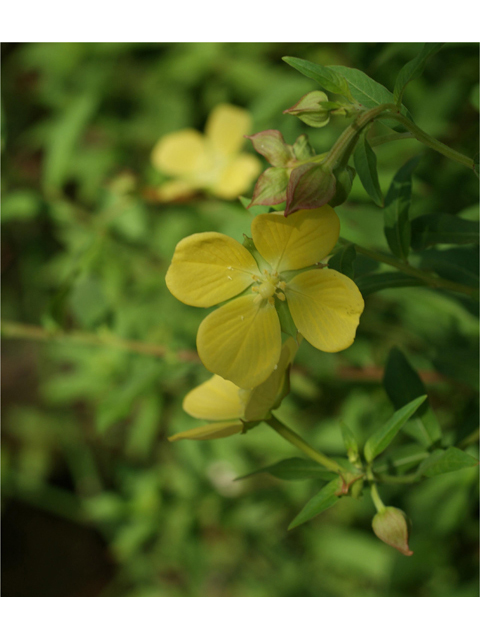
{"left": 373, "top": 444, "right": 429, "bottom": 474}
{"left": 383, "top": 156, "right": 420, "bottom": 260}
{"left": 1, "top": 190, "right": 42, "bottom": 223}
{"left": 43, "top": 92, "right": 98, "bottom": 194}
{"left": 394, "top": 44, "right": 443, "bottom": 105}
{"left": 411, "top": 213, "right": 479, "bottom": 249}
{"left": 364, "top": 396, "right": 427, "bottom": 463}
{"left": 384, "top": 347, "right": 442, "bottom": 446}
{"left": 288, "top": 477, "right": 342, "bottom": 529}
{"left": 418, "top": 247, "right": 479, "bottom": 289}
{"left": 282, "top": 57, "right": 353, "bottom": 101}
{"left": 328, "top": 244, "right": 356, "bottom": 279}
{"left": 354, "top": 132, "right": 384, "bottom": 206}
{"left": 328, "top": 65, "right": 412, "bottom": 130}
{"left": 355, "top": 272, "right": 422, "bottom": 296}
{"left": 237, "top": 457, "right": 336, "bottom": 482}
{"left": 418, "top": 447, "right": 478, "bottom": 477}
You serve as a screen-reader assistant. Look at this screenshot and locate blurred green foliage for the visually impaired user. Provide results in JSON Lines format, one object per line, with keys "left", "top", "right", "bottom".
{"left": 1, "top": 43, "right": 478, "bottom": 597}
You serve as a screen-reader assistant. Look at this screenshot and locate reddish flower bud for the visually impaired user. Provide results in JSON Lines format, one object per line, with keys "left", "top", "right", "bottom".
{"left": 285, "top": 163, "right": 336, "bottom": 216}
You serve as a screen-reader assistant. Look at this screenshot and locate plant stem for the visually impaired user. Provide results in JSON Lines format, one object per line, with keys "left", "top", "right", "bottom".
{"left": 1, "top": 320, "right": 198, "bottom": 362}
{"left": 378, "top": 112, "right": 476, "bottom": 171}
{"left": 338, "top": 238, "right": 477, "bottom": 298}
{"left": 266, "top": 414, "right": 344, "bottom": 474}
{"left": 369, "top": 132, "right": 415, "bottom": 147}
{"left": 370, "top": 482, "right": 386, "bottom": 512}
{"left": 374, "top": 472, "right": 420, "bottom": 485}
{"left": 323, "top": 104, "right": 396, "bottom": 171}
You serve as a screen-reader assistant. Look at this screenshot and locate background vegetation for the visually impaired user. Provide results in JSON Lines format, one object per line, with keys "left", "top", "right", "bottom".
{"left": 2, "top": 42, "right": 478, "bottom": 597}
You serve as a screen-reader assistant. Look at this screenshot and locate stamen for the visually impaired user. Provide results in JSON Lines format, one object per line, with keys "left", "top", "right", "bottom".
{"left": 275, "top": 291, "right": 286, "bottom": 301}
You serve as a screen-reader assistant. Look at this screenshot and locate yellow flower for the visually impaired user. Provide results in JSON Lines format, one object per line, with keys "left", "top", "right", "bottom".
{"left": 151, "top": 104, "right": 261, "bottom": 201}
{"left": 166, "top": 205, "right": 365, "bottom": 389}
{"left": 169, "top": 339, "right": 298, "bottom": 441}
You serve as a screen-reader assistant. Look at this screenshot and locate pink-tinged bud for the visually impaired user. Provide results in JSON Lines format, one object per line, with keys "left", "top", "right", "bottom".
{"left": 285, "top": 163, "right": 336, "bottom": 216}
{"left": 246, "top": 130, "right": 296, "bottom": 168}
{"left": 372, "top": 507, "right": 413, "bottom": 557}
{"left": 249, "top": 167, "right": 289, "bottom": 207}
{"left": 284, "top": 91, "right": 331, "bottom": 128}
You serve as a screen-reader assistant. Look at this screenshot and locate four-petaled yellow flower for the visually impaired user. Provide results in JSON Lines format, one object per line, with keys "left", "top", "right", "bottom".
{"left": 169, "top": 339, "right": 298, "bottom": 441}
{"left": 166, "top": 205, "right": 365, "bottom": 389}
{"left": 151, "top": 104, "right": 261, "bottom": 201}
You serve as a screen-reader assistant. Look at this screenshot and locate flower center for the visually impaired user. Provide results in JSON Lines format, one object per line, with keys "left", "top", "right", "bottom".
{"left": 252, "top": 270, "right": 286, "bottom": 305}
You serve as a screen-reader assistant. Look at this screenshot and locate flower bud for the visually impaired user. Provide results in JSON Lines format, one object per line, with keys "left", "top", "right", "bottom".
{"left": 329, "top": 165, "right": 356, "bottom": 207}
{"left": 372, "top": 507, "right": 413, "bottom": 556}
{"left": 285, "top": 162, "right": 336, "bottom": 216}
{"left": 284, "top": 91, "right": 331, "bottom": 128}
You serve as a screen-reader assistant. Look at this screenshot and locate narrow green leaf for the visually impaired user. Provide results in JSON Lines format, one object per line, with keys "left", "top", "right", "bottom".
{"left": 288, "top": 478, "right": 342, "bottom": 529}
{"left": 419, "top": 447, "right": 478, "bottom": 477}
{"left": 328, "top": 244, "right": 356, "bottom": 279}
{"left": 373, "top": 444, "right": 429, "bottom": 474}
{"left": 364, "top": 396, "right": 427, "bottom": 463}
{"left": 418, "top": 247, "right": 479, "bottom": 289}
{"left": 327, "top": 65, "right": 413, "bottom": 131}
{"left": 384, "top": 347, "right": 442, "bottom": 445}
{"left": 236, "top": 457, "right": 336, "bottom": 482}
{"left": 43, "top": 92, "right": 98, "bottom": 194}
{"left": 384, "top": 156, "right": 420, "bottom": 260}
{"left": 355, "top": 272, "right": 422, "bottom": 297}
{"left": 282, "top": 57, "right": 353, "bottom": 101}
{"left": 411, "top": 213, "right": 479, "bottom": 250}
{"left": 394, "top": 44, "right": 443, "bottom": 105}
{"left": 354, "top": 132, "right": 384, "bottom": 206}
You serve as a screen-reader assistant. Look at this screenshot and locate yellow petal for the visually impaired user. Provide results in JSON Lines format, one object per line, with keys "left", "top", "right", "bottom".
{"left": 197, "top": 294, "right": 281, "bottom": 389}
{"left": 168, "top": 421, "right": 244, "bottom": 441}
{"left": 205, "top": 104, "right": 252, "bottom": 156}
{"left": 156, "top": 180, "right": 196, "bottom": 202}
{"left": 166, "top": 232, "right": 260, "bottom": 307}
{"left": 251, "top": 206, "right": 340, "bottom": 273}
{"left": 244, "top": 337, "right": 299, "bottom": 421}
{"left": 183, "top": 374, "right": 243, "bottom": 421}
{"left": 151, "top": 129, "right": 212, "bottom": 177}
{"left": 212, "top": 154, "right": 262, "bottom": 199}
{"left": 286, "top": 269, "right": 364, "bottom": 352}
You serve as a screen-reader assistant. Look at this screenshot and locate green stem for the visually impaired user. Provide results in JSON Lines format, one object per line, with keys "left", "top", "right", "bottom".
{"left": 323, "top": 103, "right": 396, "bottom": 171}
{"left": 374, "top": 472, "right": 420, "bottom": 485}
{"left": 370, "top": 482, "right": 386, "bottom": 513}
{"left": 1, "top": 320, "right": 198, "bottom": 362}
{"left": 378, "top": 112, "right": 476, "bottom": 170}
{"left": 338, "top": 238, "right": 477, "bottom": 298}
{"left": 266, "top": 414, "right": 344, "bottom": 475}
